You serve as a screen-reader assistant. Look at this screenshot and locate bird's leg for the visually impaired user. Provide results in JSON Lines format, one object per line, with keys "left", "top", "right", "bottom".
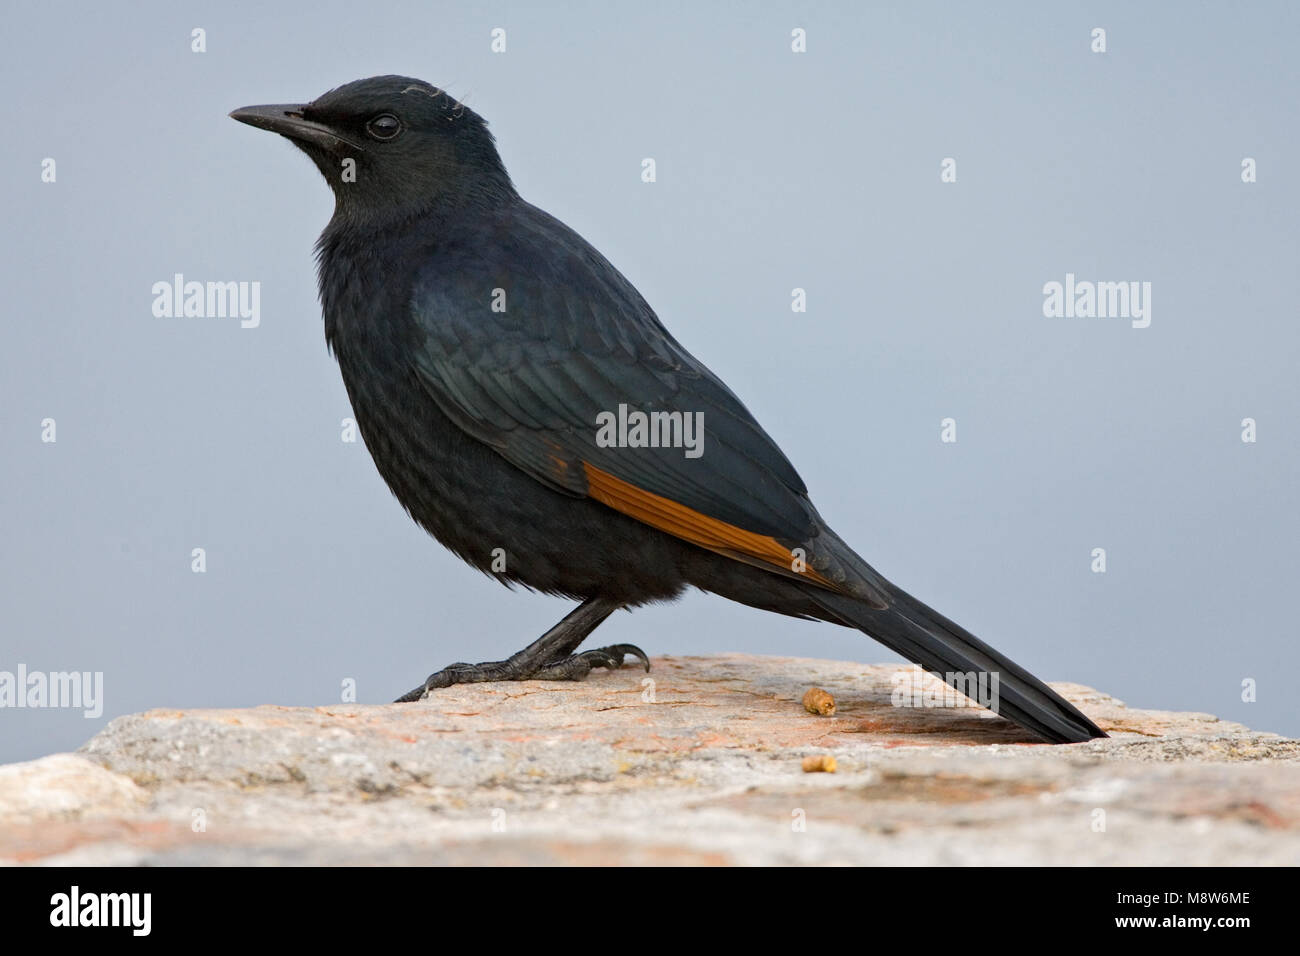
{"left": 394, "top": 597, "right": 648, "bottom": 702}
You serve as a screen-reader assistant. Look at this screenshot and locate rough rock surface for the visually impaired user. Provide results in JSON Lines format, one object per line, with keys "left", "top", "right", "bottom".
{"left": 2, "top": 654, "right": 1296, "bottom": 865}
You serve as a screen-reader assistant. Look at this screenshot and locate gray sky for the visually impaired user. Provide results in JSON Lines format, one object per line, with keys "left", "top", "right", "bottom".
{"left": 2, "top": 0, "right": 1297, "bottom": 763}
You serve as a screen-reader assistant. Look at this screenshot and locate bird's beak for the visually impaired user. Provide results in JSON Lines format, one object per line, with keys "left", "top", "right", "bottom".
{"left": 229, "top": 103, "right": 364, "bottom": 152}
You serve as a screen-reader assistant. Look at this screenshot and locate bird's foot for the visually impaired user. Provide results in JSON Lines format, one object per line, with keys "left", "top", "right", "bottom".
{"left": 535, "top": 644, "right": 650, "bottom": 680}
{"left": 395, "top": 643, "right": 649, "bottom": 702}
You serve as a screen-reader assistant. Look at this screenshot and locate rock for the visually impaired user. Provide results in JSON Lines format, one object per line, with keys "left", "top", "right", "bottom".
{"left": 1, "top": 654, "right": 1296, "bottom": 865}
{"left": 0, "top": 753, "right": 147, "bottom": 823}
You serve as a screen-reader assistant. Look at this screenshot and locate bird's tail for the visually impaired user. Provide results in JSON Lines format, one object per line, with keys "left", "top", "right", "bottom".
{"left": 808, "top": 584, "right": 1106, "bottom": 744}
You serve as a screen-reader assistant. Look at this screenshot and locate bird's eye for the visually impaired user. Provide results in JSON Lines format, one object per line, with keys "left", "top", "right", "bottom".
{"left": 365, "top": 114, "right": 401, "bottom": 141}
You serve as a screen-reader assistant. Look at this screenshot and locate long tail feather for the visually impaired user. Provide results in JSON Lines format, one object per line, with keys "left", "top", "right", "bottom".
{"left": 809, "top": 584, "right": 1106, "bottom": 744}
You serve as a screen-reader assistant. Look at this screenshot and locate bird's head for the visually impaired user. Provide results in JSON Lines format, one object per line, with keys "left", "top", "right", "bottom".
{"left": 230, "top": 75, "right": 514, "bottom": 224}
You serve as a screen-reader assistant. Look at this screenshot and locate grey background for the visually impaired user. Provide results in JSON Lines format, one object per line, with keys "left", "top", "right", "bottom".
{"left": 2, "top": 1, "right": 1296, "bottom": 764}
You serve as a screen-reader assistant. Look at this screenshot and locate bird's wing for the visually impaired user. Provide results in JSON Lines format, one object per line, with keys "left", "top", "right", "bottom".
{"left": 408, "top": 204, "right": 881, "bottom": 599}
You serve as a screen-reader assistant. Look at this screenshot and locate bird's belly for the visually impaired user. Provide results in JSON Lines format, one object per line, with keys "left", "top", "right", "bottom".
{"left": 337, "top": 353, "right": 690, "bottom": 603}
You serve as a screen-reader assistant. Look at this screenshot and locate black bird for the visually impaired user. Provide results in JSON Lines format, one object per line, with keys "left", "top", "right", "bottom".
{"left": 231, "top": 76, "right": 1105, "bottom": 744}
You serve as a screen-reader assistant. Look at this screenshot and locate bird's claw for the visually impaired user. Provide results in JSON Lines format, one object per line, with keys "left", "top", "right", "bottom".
{"left": 534, "top": 643, "right": 651, "bottom": 680}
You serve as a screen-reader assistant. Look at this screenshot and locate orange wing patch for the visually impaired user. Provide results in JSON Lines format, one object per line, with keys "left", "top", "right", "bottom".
{"left": 582, "top": 462, "right": 840, "bottom": 590}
